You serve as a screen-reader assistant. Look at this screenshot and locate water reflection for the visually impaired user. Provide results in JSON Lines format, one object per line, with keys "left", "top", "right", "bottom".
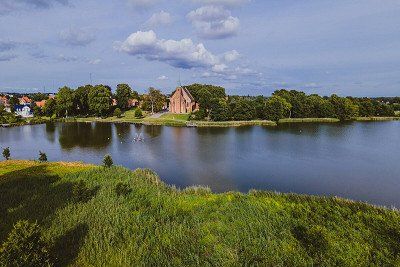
{"left": 58, "top": 122, "right": 112, "bottom": 150}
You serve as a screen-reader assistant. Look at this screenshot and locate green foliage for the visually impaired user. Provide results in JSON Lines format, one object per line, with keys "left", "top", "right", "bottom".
{"left": 264, "top": 95, "right": 292, "bottom": 122}
{"left": 38, "top": 151, "right": 47, "bottom": 162}
{"left": 142, "top": 87, "right": 166, "bottom": 113}
{"left": 115, "top": 84, "right": 132, "bottom": 110}
{"left": 113, "top": 108, "right": 122, "bottom": 118}
{"left": 29, "top": 93, "right": 48, "bottom": 102}
{"left": 2, "top": 147, "right": 10, "bottom": 160}
{"left": 74, "top": 85, "right": 92, "bottom": 115}
{"left": 329, "top": 95, "right": 359, "bottom": 121}
{"left": 43, "top": 98, "right": 57, "bottom": 117}
{"left": 1, "top": 161, "right": 400, "bottom": 266}
{"left": 0, "top": 220, "right": 52, "bottom": 267}
{"left": 189, "top": 108, "right": 207, "bottom": 120}
{"left": 184, "top": 84, "right": 226, "bottom": 115}
{"left": 115, "top": 182, "right": 132, "bottom": 197}
{"left": 72, "top": 180, "right": 93, "bottom": 203}
{"left": 228, "top": 97, "right": 257, "bottom": 121}
{"left": 88, "top": 85, "right": 112, "bottom": 116}
{"left": 103, "top": 154, "right": 113, "bottom": 168}
{"left": 32, "top": 105, "right": 42, "bottom": 117}
{"left": 56, "top": 86, "right": 75, "bottom": 117}
{"left": 134, "top": 108, "right": 143, "bottom": 118}
{"left": 210, "top": 98, "right": 229, "bottom": 121}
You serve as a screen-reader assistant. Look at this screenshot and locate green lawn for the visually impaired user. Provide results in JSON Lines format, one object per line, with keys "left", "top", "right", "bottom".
{"left": 1, "top": 160, "right": 400, "bottom": 266}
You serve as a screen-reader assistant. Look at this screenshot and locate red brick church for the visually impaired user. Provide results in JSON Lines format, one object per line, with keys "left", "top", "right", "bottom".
{"left": 169, "top": 87, "right": 199, "bottom": 114}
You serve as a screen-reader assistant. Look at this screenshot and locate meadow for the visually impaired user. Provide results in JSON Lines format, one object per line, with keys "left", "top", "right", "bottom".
{"left": 1, "top": 160, "right": 400, "bottom": 266}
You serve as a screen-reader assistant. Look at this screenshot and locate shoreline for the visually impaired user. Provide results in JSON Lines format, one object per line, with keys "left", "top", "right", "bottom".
{"left": 1, "top": 116, "right": 399, "bottom": 128}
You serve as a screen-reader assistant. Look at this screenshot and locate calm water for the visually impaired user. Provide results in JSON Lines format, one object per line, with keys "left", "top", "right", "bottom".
{"left": 1, "top": 121, "right": 399, "bottom": 207}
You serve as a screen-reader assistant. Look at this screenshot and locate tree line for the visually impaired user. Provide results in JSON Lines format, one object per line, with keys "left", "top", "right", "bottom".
{"left": 186, "top": 84, "right": 399, "bottom": 122}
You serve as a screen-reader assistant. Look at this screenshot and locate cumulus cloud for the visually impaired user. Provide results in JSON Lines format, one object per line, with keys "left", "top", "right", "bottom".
{"left": 59, "top": 28, "right": 96, "bottom": 46}
{"left": 88, "top": 58, "right": 101, "bottom": 65}
{"left": 57, "top": 54, "right": 78, "bottom": 62}
{"left": 223, "top": 50, "right": 240, "bottom": 62}
{"left": 116, "top": 30, "right": 219, "bottom": 69}
{"left": 145, "top": 11, "right": 172, "bottom": 28}
{"left": 187, "top": 6, "right": 240, "bottom": 39}
{"left": 0, "top": 0, "right": 70, "bottom": 15}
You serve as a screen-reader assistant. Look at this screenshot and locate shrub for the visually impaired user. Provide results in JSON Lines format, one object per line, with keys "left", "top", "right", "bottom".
{"left": 72, "top": 180, "right": 91, "bottom": 202}
{"left": 114, "top": 108, "right": 122, "bottom": 118}
{"left": 134, "top": 108, "right": 143, "bottom": 119}
{"left": 38, "top": 151, "right": 47, "bottom": 162}
{"left": 115, "top": 182, "right": 132, "bottom": 197}
{"left": 103, "top": 154, "right": 113, "bottom": 168}
{"left": 2, "top": 147, "right": 10, "bottom": 160}
{"left": 0, "top": 220, "right": 52, "bottom": 267}
{"left": 292, "top": 224, "right": 330, "bottom": 257}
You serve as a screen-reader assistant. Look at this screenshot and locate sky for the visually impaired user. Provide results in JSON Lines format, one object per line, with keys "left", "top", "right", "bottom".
{"left": 0, "top": 0, "right": 400, "bottom": 96}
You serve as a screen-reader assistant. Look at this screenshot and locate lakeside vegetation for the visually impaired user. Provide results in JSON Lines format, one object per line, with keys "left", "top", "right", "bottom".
{"left": 1, "top": 160, "right": 400, "bottom": 266}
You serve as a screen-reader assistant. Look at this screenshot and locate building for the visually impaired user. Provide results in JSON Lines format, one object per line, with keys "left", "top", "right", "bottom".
{"left": 14, "top": 104, "right": 33, "bottom": 118}
{"left": 169, "top": 87, "right": 199, "bottom": 114}
{"left": 35, "top": 100, "right": 46, "bottom": 108}
{"left": 128, "top": 98, "right": 139, "bottom": 108}
{"left": 0, "top": 96, "right": 9, "bottom": 107}
{"left": 19, "top": 96, "right": 32, "bottom": 105}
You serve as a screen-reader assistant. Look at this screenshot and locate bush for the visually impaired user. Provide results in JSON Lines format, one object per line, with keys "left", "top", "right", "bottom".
{"left": 38, "top": 151, "right": 47, "bottom": 162}
{"left": 72, "top": 180, "right": 91, "bottom": 202}
{"left": 114, "top": 108, "right": 122, "bottom": 118}
{"left": 0, "top": 220, "right": 52, "bottom": 267}
{"left": 103, "top": 154, "right": 113, "bottom": 168}
{"left": 2, "top": 147, "right": 10, "bottom": 160}
{"left": 134, "top": 108, "right": 143, "bottom": 119}
{"left": 115, "top": 182, "right": 132, "bottom": 197}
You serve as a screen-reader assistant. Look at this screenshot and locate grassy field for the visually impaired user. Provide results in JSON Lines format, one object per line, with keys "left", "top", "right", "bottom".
{"left": 354, "top": 116, "right": 400, "bottom": 121}
{"left": 1, "top": 160, "right": 400, "bottom": 266}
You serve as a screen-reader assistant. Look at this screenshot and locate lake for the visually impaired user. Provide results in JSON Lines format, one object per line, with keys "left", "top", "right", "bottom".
{"left": 1, "top": 121, "right": 399, "bottom": 207}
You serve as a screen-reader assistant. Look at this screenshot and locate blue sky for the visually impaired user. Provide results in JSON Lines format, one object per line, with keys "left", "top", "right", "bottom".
{"left": 1, "top": 0, "right": 400, "bottom": 96}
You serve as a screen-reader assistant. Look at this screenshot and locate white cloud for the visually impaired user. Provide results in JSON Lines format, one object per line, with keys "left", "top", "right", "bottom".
{"left": 59, "top": 28, "right": 95, "bottom": 46}
{"left": 116, "top": 30, "right": 219, "bottom": 69}
{"left": 0, "top": 53, "right": 17, "bottom": 61}
{"left": 157, "top": 75, "right": 168, "bottom": 80}
{"left": 0, "top": 0, "right": 70, "bottom": 15}
{"left": 145, "top": 11, "right": 172, "bottom": 28}
{"left": 57, "top": 54, "right": 78, "bottom": 62}
{"left": 88, "top": 58, "right": 101, "bottom": 65}
{"left": 223, "top": 50, "right": 240, "bottom": 62}
{"left": 212, "top": 63, "right": 228, "bottom": 73}
{"left": 187, "top": 6, "right": 239, "bottom": 39}
{"left": 0, "top": 40, "right": 18, "bottom": 52}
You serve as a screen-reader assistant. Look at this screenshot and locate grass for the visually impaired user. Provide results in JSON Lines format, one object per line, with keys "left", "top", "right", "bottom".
{"left": 278, "top": 118, "right": 340, "bottom": 123}
{"left": 1, "top": 160, "right": 400, "bottom": 266}
{"left": 354, "top": 116, "right": 400, "bottom": 121}
{"left": 192, "top": 120, "right": 277, "bottom": 127}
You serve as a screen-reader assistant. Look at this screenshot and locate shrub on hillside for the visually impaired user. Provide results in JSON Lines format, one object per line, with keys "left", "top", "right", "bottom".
{"left": 103, "top": 154, "right": 113, "bottom": 168}
{"left": 72, "top": 180, "right": 92, "bottom": 203}
{"left": 115, "top": 182, "right": 132, "bottom": 197}
{"left": 38, "top": 151, "right": 47, "bottom": 162}
{"left": 0, "top": 220, "right": 52, "bottom": 267}
{"left": 2, "top": 147, "right": 10, "bottom": 160}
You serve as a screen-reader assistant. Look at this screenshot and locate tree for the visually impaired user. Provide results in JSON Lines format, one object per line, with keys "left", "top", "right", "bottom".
{"left": 329, "top": 95, "right": 359, "bottom": 121}
{"left": 2, "top": 147, "right": 10, "bottom": 160}
{"left": 56, "top": 86, "right": 75, "bottom": 117}
{"left": 74, "top": 85, "right": 92, "bottom": 115}
{"left": 43, "top": 98, "right": 57, "bottom": 117}
{"left": 38, "top": 151, "right": 47, "bottom": 162}
{"left": 143, "top": 88, "right": 166, "bottom": 114}
{"left": 0, "top": 220, "right": 52, "bottom": 267}
{"left": 264, "top": 95, "right": 292, "bottom": 122}
{"left": 210, "top": 98, "right": 229, "bottom": 121}
{"left": 88, "top": 85, "right": 112, "bottom": 117}
{"left": 228, "top": 97, "right": 257, "bottom": 121}
{"left": 9, "top": 96, "right": 19, "bottom": 112}
{"left": 114, "top": 108, "right": 122, "bottom": 118}
{"left": 103, "top": 154, "right": 113, "bottom": 168}
{"left": 115, "top": 84, "right": 132, "bottom": 110}
{"left": 32, "top": 105, "right": 42, "bottom": 117}
{"left": 134, "top": 108, "right": 143, "bottom": 118}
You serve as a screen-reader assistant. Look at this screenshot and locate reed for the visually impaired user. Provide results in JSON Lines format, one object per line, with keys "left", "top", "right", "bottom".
{"left": 1, "top": 160, "right": 400, "bottom": 266}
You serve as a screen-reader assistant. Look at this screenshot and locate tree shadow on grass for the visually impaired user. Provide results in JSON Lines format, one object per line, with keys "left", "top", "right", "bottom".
{"left": 51, "top": 223, "right": 89, "bottom": 267}
{"left": 0, "top": 165, "right": 77, "bottom": 242}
